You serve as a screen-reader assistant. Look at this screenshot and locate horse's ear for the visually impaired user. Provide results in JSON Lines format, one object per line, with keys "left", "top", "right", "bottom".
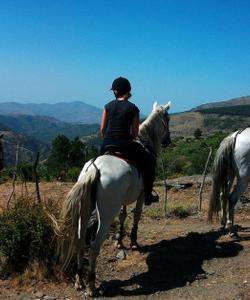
{"left": 165, "top": 101, "right": 171, "bottom": 110}
{"left": 153, "top": 101, "right": 158, "bottom": 111}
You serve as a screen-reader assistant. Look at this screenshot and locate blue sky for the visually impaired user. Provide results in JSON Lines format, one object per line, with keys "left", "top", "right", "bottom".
{"left": 0, "top": 0, "right": 250, "bottom": 114}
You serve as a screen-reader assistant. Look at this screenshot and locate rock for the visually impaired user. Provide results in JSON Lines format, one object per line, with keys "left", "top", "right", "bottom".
{"left": 116, "top": 249, "right": 126, "bottom": 260}
{"left": 30, "top": 279, "right": 37, "bottom": 286}
{"left": 206, "top": 271, "right": 215, "bottom": 276}
{"left": 20, "top": 296, "right": 32, "bottom": 300}
{"left": 44, "top": 296, "right": 57, "bottom": 300}
{"left": 34, "top": 291, "right": 44, "bottom": 298}
{"left": 195, "top": 273, "right": 207, "bottom": 280}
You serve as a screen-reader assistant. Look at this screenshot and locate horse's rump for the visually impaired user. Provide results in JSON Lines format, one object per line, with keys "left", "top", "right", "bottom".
{"left": 208, "top": 133, "right": 237, "bottom": 221}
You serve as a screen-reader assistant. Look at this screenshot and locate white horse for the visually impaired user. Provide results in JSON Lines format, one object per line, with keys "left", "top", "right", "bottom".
{"left": 208, "top": 128, "right": 250, "bottom": 237}
{"left": 54, "top": 102, "right": 171, "bottom": 297}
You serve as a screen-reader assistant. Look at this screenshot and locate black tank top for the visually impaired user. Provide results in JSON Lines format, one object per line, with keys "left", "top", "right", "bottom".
{"left": 104, "top": 100, "right": 139, "bottom": 139}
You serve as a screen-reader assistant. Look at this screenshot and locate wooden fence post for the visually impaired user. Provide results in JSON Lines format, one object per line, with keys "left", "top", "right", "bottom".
{"left": 34, "top": 152, "right": 41, "bottom": 204}
{"left": 197, "top": 147, "right": 213, "bottom": 211}
{"left": 7, "top": 144, "right": 19, "bottom": 208}
{"left": 160, "top": 156, "right": 168, "bottom": 217}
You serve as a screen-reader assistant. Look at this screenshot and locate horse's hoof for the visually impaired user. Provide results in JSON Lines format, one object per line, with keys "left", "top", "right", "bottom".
{"left": 229, "top": 232, "right": 241, "bottom": 241}
{"left": 86, "top": 281, "right": 97, "bottom": 297}
{"left": 115, "top": 233, "right": 121, "bottom": 240}
{"left": 75, "top": 275, "right": 85, "bottom": 290}
{"left": 115, "top": 240, "right": 124, "bottom": 249}
{"left": 75, "top": 283, "right": 83, "bottom": 291}
{"left": 130, "top": 242, "right": 139, "bottom": 251}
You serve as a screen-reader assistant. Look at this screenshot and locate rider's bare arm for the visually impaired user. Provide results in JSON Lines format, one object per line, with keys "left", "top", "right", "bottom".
{"left": 100, "top": 109, "right": 108, "bottom": 137}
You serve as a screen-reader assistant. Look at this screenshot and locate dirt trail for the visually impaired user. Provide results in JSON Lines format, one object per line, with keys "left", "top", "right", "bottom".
{"left": 0, "top": 178, "right": 250, "bottom": 299}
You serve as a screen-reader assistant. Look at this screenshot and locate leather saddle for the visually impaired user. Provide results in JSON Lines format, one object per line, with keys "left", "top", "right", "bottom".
{"left": 103, "top": 144, "right": 137, "bottom": 166}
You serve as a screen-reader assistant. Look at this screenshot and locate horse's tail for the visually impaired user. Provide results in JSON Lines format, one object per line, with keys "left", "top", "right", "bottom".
{"left": 56, "top": 165, "right": 100, "bottom": 270}
{"left": 208, "top": 134, "right": 236, "bottom": 222}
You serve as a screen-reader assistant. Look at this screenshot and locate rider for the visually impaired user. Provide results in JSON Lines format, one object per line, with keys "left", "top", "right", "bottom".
{"left": 100, "top": 77, "right": 158, "bottom": 205}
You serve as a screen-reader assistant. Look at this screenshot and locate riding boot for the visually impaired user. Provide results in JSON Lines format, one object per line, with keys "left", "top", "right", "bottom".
{"left": 142, "top": 160, "right": 159, "bottom": 206}
{"left": 144, "top": 190, "right": 159, "bottom": 206}
{"left": 130, "top": 140, "right": 158, "bottom": 205}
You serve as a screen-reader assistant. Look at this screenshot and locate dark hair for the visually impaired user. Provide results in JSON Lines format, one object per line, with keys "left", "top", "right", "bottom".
{"left": 111, "top": 77, "right": 131, "bottom": 96}
{"left": 114, "top": 90, "right": 132, "bottom": 99}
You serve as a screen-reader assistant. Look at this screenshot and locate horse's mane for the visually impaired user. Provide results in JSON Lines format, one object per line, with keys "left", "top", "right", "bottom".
{"left": 139, "top": 106, "right": 166, "bottom": 153}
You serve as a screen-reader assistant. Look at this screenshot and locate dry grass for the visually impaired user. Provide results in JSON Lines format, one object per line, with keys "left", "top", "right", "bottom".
{"left": 0, "top": 181, "right": 74, "bottom": 212}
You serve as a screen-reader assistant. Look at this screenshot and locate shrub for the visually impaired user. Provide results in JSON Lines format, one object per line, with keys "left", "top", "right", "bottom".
{"left": 166, "top": 204, "right": 193, "bottom": 218}
{"left": 0, "top": 197, "right": 56, "bottom": 272}
{"left": 67, "top": 166, "right": 81, "bottom": 182}
{"left": 145, "top": 206, "right": 165, "bottom": 219}
{"left": 157, "top": 132, "right": 228, "bottom": 179}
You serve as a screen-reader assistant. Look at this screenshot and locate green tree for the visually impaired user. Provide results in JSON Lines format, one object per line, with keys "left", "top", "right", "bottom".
{"left": 46, "top": 135, "right": 71, "bottom": 177}
{"left": 194, "top": 128, "right": 202, "bottom": 139}
{"left": 45, "top": 135, "right": 98, "bottom": 180}
{"left": 68, "top": 137, "right": 87, "bottom": 167}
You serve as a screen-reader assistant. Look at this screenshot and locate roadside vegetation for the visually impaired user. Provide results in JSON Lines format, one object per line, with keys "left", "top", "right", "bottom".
{"left": 0, "top": 197, "right": 57, "bottom": 278}
{"left": 1, "top": 130, "right": 227, "bottom": 183}
{"left": 156, "top": 130, "right": 227, "bottom": 179}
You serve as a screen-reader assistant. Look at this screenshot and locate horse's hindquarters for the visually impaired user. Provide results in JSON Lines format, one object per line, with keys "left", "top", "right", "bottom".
{"left": 95, "top": 155, "right": 143, "bottom": 213}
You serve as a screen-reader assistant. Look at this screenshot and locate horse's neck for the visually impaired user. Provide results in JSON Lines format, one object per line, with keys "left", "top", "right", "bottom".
{"left": 139, "top": 127, "right": 161, "bottom": 156}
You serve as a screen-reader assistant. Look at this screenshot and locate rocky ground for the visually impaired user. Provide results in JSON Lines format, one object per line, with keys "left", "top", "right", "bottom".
{"left": 0, "top": 177, "right": 250, "bottom": 300}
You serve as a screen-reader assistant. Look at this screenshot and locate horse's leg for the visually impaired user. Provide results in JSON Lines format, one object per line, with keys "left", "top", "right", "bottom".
{"left": 75, "top": 215, "right": 91, "bottom": 291}
{"left": 116, "top": 205, "right": 127, "bottom": 249}
{"left": 130, "top": 197, "right": 144, "bottom": 250}
{"left": 86, "top": 245, "right": 99, "bottom": 297}
{"left": 86, "top": 216, "right": 112, "bottom": 297}
{"left": 75, "top": 246, "right": 85, "bottom": 290}
{"left": 221, "top": 175, "right": 234, "bottom": 230}
{"left": 220, "top": 191, "right": 227, "bottom": 228}
{"left": 227, "top": 177, "right": 248, "bottom": 237}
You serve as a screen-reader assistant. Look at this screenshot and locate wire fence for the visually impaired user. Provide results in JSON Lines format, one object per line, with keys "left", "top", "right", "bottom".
{"left": 0, "top": 137, "right": 41, "bottom": 207}
{"left": 2, "top": 139, "right": 38, "bottom": 166}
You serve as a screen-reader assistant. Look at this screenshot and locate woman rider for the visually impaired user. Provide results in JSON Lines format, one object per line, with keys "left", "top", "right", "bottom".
{"left": 100, "top": 77, "right": 158, "bottom": 205}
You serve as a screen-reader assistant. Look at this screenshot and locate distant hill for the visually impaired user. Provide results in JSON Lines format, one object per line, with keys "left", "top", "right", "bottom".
{"left": 170, "top": 96, "right": 250, "bottom": 138}
{"left": 1, "top": 96, "right": 250, "bottom": 167}
{"left": 0, "top": 101, "right": 102, "bottom": 124}
{"left": 0, "top": 114, "right": 99, "bottom": 143}
{"left": 195, "top": 104, "right": 250, "bottom": 116}
{"left": 0, "top": 130, "right": 50, "bottom": 167}
{"left": 0, "top": 122, "right": 10, "bottom": 131}
{"left": 193, "top": 95, "right": 250, "bottom": 111}
{"left": 170, "top": 111, "right": 250, "bottom": 138}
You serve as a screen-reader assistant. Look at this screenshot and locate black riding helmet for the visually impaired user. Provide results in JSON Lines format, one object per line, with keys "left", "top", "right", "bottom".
{"left": 111, "top": 77, "right": 131, "bottom": 95}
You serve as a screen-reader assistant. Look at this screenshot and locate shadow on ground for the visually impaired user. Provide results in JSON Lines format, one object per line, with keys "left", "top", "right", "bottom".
{"left": 99, "top": 229, "right": 244, "bottom": 297}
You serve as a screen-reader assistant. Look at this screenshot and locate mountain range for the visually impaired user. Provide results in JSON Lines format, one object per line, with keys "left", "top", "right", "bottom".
{"left": 193, "top": 95, "right": 250, "bottom": 111}
{"left": 1, "top": 95, "right": 250, "bottom": 166}
{"left": 0, "top": 101, "right": 102, "bottom": 166}
{"left": 0, "top": 114, "right": 99, "bottom": 143}
{"left": 0, "top": 101, "right": 102, "bottom": 124}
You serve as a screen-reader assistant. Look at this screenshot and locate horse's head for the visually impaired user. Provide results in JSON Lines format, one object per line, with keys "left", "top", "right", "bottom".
{"left": 152, "top": 101, "right": 171, "bottom": 148}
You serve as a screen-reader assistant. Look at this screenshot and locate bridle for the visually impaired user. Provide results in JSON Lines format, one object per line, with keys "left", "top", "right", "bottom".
{"left": 160, "top": 109, "right": 171, "bottom": 148}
